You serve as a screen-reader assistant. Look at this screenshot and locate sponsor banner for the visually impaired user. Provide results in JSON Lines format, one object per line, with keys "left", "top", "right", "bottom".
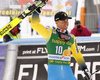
{"left": 14, "top": 42, "right": 100, "bottom": 80}
{"left": 15, "top": 44, "right": 48, "bottom": 80}
{"left": 48, "top": 54, "right": 71, "bottom": 61}
{"left": 18, "top": 45, "right": 48, "bottom": 56}
{"left": 0, "top": 0, "right": 77, "bottom": 16}
{"left": 1, "top": 41, "right": 100, "bottom": 80}
{"left": 0, "top": 9, "right": 23, "bottom": 16}
{"left": 14, "top": 59, "right": 48, "bottom": 80}
{"left": 41, "top": 0, "right": 77, "bottom": 17}
{"left": 77, "top": 42, "right": 100, "bottom": 53}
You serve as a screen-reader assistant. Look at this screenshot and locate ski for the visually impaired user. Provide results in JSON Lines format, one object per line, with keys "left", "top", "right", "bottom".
{"left": 0, "top": 0, "right": 48, "bottom": 39}
{"left": 83, "top": 70, "right": 100, "bottom": 80}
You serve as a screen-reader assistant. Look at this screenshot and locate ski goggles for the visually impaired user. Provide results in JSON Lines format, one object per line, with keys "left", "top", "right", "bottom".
{"left": 59, "top": 33, "right": 71, "bottom": 41}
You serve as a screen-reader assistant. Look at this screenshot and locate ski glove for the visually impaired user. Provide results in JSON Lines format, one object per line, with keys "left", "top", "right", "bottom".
{"left": 83, "top": 69, "right": 92, "bottom": 80}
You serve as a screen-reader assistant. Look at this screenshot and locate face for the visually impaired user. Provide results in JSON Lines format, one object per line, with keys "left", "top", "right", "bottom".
{"left": 12, "top": 26, "right": 18, "bottom": 31}
{"left": 56, "top": 19, "right": 69, "bottom": 30}
{"left": 75, "top": 24, "right": 81, "bottom": 29}
{"left": 11, "top": 26, "right": 19, "bottom": 35}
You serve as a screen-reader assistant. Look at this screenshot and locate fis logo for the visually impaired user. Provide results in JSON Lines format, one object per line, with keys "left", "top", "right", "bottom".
{"left": 8, "top": 49, "right": 16, "bottom": 52}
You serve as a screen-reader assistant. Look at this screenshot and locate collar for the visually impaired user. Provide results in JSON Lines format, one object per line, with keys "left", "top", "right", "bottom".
{"left": 56, "top": 28, "right": 68, "bottom": 34}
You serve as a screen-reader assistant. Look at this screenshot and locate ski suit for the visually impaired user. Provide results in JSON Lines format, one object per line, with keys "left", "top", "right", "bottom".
{"left": 31, "top": 11, "right": 87, "bottom": 80}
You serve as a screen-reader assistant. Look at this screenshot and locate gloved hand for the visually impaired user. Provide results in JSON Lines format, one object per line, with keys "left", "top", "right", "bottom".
{"left": 35, "top": 0, "right": 48, "bottom": 13}
{"left": 36, "top": 7, "right": 41, "bottom": 13}
{"left": 28, "top": 0, "right": 47, "bottom": 15}
{"left": 83, "top": 69, "right": 92, "bottom": 80}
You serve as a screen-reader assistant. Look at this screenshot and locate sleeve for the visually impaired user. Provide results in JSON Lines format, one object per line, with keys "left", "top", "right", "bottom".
{"left": 70, "top": 28, "right": 77, "bottom": 36}
{"left": 83, "top": 27, "right": 92, "bottom": 36}
{"left": 71, "top": 35, "right": 87, "bottom": 70}
{"left": 31, "top": 11, "right": 52, "bottom": 42}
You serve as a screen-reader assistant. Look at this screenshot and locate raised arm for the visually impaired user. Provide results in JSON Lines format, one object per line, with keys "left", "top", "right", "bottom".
{"left": 31, "top": 10, "right": 52, "bottom": 42}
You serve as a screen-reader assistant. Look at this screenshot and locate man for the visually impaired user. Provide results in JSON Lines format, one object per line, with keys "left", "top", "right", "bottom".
{"left": 71, "top": 20, "right": 92, "bottom": 36}
{"left": 31, "top": 9, "right": 91, "bottom": 80}
{"left": 3, "top": 17, "right": 21, "bottom": 42}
